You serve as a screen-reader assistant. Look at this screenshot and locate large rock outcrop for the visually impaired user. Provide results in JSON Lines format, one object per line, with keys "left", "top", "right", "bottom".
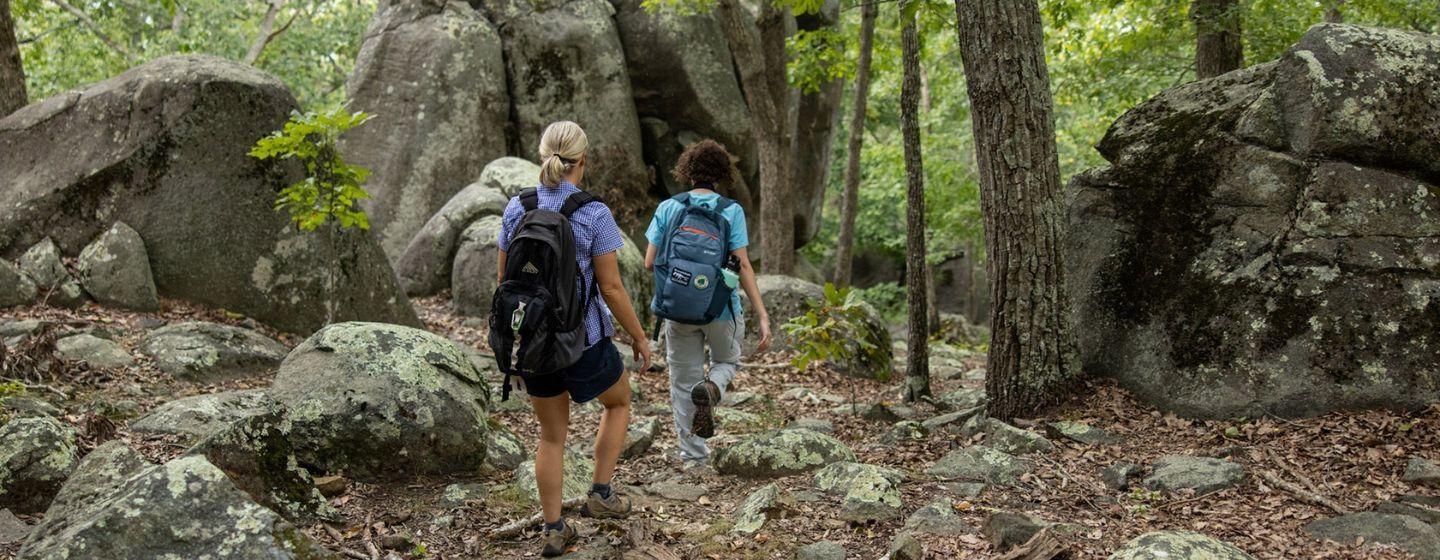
{"left": 396, "top": 182, "right": 509, "bottom": 296}
{"left": 0, "top": 55, "right": 417, "bottom": 332}
{"left": 1067, "top": 24, "right": 1440, "bottom": 418}
{"left": 270, "top": 322, "right": 492, "bottom": 481}
{"left": 343, "top": 0, "right": 511, "bottom": 258}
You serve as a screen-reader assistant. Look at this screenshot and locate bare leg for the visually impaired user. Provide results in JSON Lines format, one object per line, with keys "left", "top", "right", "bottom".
{"left": 532, "top": 393, "right": 571, "bottom": 524}
{"left": 591, "top": 371, "right": 632, "bottom": 485}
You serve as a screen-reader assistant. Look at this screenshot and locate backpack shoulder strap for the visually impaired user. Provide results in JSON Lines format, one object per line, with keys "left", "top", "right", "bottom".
{"left": 671, "top": 192, "right": 692, "bottom": 207}
{"left": 714, "top": 196, "right": 737, "bottom": 214}
{"left": 560, "top": 190, "right": 602, "bottom": 217}
{"left": 519, "top": 188, "right": 539, "bottom": 212}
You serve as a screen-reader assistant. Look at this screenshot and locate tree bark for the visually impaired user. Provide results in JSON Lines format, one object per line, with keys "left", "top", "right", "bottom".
{"left": 0, "top": 0, "right": 26, "bottom": 117}
{"left": 953, "top": 0, "right": 1076, "bottom": 420}
{"left": 832, "top": 1, "right": 877, "bottom": 287}
{"left": 1191, "top": 0, "right": 1243, "bottom": 79}
{"left": 900, "top": 14, "right": 929, "bottom": 403}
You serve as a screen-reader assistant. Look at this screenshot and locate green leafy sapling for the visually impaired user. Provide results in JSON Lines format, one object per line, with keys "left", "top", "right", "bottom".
{"left": 249, "top": 107, "right": 375, "bottom": 323}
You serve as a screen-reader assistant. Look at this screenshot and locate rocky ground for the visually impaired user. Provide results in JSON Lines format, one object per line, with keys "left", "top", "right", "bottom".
{"left": 1, "top": 296, "right": 1438, "bottom": 560}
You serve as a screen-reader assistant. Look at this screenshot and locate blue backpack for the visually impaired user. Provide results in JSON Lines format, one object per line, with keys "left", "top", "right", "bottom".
{"left": 651, "top": 193, "right": 736, "bottom": 325}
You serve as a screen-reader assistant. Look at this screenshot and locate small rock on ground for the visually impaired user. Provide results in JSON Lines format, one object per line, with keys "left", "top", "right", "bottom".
{"left": 733, "top": 483, "right": 781, "bottom": 534}
{"left": 1402, "top": 457, "right": 1440, "bottom": 487}
{"left": 140, "top": 322, "right": 288, "bottom": 382}
{"left": 0, "top": 509, "right": 29, "bottom": 545}
{"left": 982, "top": 512, "right": 1050, "bottom": 552}
{"left": 887, "top": 532, "right": 922, "bottom": 560}
{"left": 647, "top": 480, "right": 707, "bottom": 501}
{"left": 1108, "top": 531, "right": 1255, "bottom": 560}
{"left": 786, "top": 417, "right": 835, "bottom": 433}
{"left": 927, "top": 445, "right": 1030, "bottom": 485}
{"left": 1045, "top": 420, "right": 1122, "bottom": 445}
{"left": 0, "top": 260, "right": 37, "bottom": 308}
{"left": 1102, "top": 462, "right": 1143, "bottom": 491}
{"left": 76, "top": 221, "right": 159, "bottom": 311}
{"left": 796, "top": 540, "right": 846, "bottom": 560}
{"left": 1304, "top": 512, "right": 1440, "bottom": 560}
{"left": 54, "top": 333, "right": 133, "bottom": 369}
{"left": 440, "top": 482, "right": 488, "bottom": 506}
{"left": 981, "top": 419, "right": 1055, "bottom": 455}
{"left": 0, "top": 416, "right": 79, "bottom": 514}
{"left": 1143, "top": 455, "right": 1245, "bottom": 495}
{"left": 714, "top": 429, "right": 856, "bottom": 479}
{"left": 904, "top": 498, "right": 971, "bottom": 535}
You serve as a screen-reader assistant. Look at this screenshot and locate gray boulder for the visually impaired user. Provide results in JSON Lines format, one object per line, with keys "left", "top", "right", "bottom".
{"left": 0, "top": 55, "right": 416, "bottom": 333}
{"left": 927, "top": 445, "right": 1030, "bottom": 485}
{"left": 478, "top": 157, "right": 541, "bottom": 197}
{"left": 187, "top": 410, "right": 335, "bottom": 522}
{"left": 812, "top": 462, "right": 903, "bottom": 522}
{"left": 714, "top": 429, "right": 856, "bottom": 479}
{"left": 813, "top": 462, "right": 904, "bottom": 493}
{"left": 786, "top": 417, "right": 835, "bottom": 433}
{"left": 796, "top": 540, "right": 846, "bottom": 560}
{"left": 41, "top": 441, "right": 150, "bottom": 523}
{"left": 17, "top": 239, "right": 84, "bottom": 308}
{"left": 1, "top": 396, "right": 60, "bottom": 419}
{"left": 922, "top": 407, "right": 984, "bottom": 433}
{"left": 0, "top": 416, "right": 79, "bottom": 514}
{"left": 982, "top": 512, "right": 1050, "bottom": 552}
{"left": 980, "top": 419, "right": 1055, "bottom": 455}
{"left": 732, "top": 483, "right": 780, "bottom": 534}
{"left": 1046, "top": 420, "right": 1122, "bottom": 445}
{"left": 1144, "top": 455, "right": 1245, "bottom": 495}
{"left": 0, "top": 260, "right": 36, "bottom": 308}
{"left": 622, "top": 417, "right": 661, "bottom": 460}
{"left": 880, "top": 420, "right": 929, "bottom": 445}
{"left": 1067, "top": 24, "right": 1440, "bottom": 418}
{"left": 479, "top": 0, "right": 651, "bottom": 235}
{"left": 938, "top": 387, "right": 987, "bottom": 411}
{"left": 54, "top": 333, "right": 132, "bottom": 369}
{"left": 1101, "top": 462, "right": 1143, "bottom": 491}
{"left": 450, "top": 215, "right": 505, "bottom": 316}
{"left": 343, "top": 0, "right": 510, "bottom": 259}
{"left": 0, "top": 508, "right": 27, "bottom": 545}
{"left": 515, "top": 447, "right": 593, "bottom": 503}
{"left": 888, "top": 532, "right": 922, "bottom": 560}
{"left": 904, "top": 498, "right": 970, "bottom": 535}
{"left": 1305, "top": 513, "right": 1440, "bottom": 560}
{"left": 1108, "top": 531, "right": 1254, "bottom": 560}
{"left": 440, "top": 482, "right": 489, "bottom": 506}
{"left": 1402, "top": 457, "right": 1440, "bottom": 487}
{"left": 76, "top": 222, "right": 158, "bottom": 311}
{"left": 140, "top": 322, "right": 288, "bottom": 382}
{"left": 1378, "top": 499, "right": 1440, "bottom": 525}
{"left": 396, "top": 183, "right": 508, "bottom": 297}
{"left": 130, "top": 389, "right": 278, "bottom": 443}
{"left": 18, "top": 455, "right": 335, "bottom": 560}
{"left": 270, "top": 322, "right": 492, "bottom": 481}
{"left": 484, "top": 418, "right": 526, "bottom": 471}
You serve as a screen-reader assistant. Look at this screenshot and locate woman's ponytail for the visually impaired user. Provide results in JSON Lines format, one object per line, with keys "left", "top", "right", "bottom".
{"left": 537, "top": 121, "right": 588, "bottom": 187}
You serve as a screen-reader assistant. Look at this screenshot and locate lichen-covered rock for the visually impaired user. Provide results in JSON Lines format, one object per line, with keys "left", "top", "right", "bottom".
{"left": 397, "top": 183, "right": 509, "bottom": 297}
{"left": 18, "top": 455, "right": 335, "bottom": 560}
{"left": 0, "top": 260, "right": 36, "bottom": 308}
{"left": 796, "top": 540, "right": 847, "bottom": 560}
{"left": 130, "top": 389, "right": 278, "bottom": 443}
{"left": 450, "top": 215, "right": 506, "bottom": 316}
{"left": 927, "top": 446, "right": 1030, "bottom": 485}
{"left": 713, "top": 429, "right": 856, "bottom": 479}
{"left": 76, "top": 222, "right": 159, "bottom": 311}
{"left": 478, "top": 157, "right": 541, "bottom": 198}
{"left": 880, "top": 420, "right": 929, "bottom": 444}
{"left": 440, "top": 482, "right": 489, "bottom": 506}
{"left": 732, "top": 483, "right": 780, "bottom": 534}
{"left": 270, "top": 322, "right": 491, "bottom": 481}
{"left": 1101, "top": 462, "right": 1143, "bottom": 491}
{"left": 140, "top": 322, "right": 288, "bottom": 382}
{"left": 786, "top": 417, "right": 835, "bottom": 433}
{"left": 187, "top": 410, "right": 335, "bottom": 522}
{"left": 938, "top": 387, "right": 987, "bottom": 412}
{"left": 42, "top": 441, "right": 150, "bottom": 522}
{"left": 834, "top": 470, "right": 902, "bottom": 522}
{"left": 55, "top": 333, "right": 132, "bottom": 369}
{"left": 1304, "top": 512, "right": 1440, "bottom": 560}
{"left": 904, "top": 498, "right": 970, "bottom": 535}
{"left": 1143, "top": 455, "right": 1245, "bottom": 495}
{"left": 622, "top": 417, "right": 660, "bottom": 460}
{"left": 342, "top": 0, "right": 510, "bottom": 259}
{"left": 1068, "top": 24, "right": 1440, "bottom": 418}
{"left": 1402, "top": 457, "right": 1440, "bottom": 487}
{"left": 1, "top": 396, "right": 60, "bottom": 419}
{"left": 0, "top": 416, "right": 78, "bottom": 514}
{"left": 1108, "top": 531, "right": 1255, "bottom": 560}
{"left": 716, "top": 408, "right": 763, "bottom": 431}
{"left": 982, "top": 512, "right": 1051, "bottom": 552}
{"left": 813, "top": 462, "right": 904, "bottom": 494}
{"left": 888, "top": 532, "right": 922, "bottom": 560}
{"left": 0, "top": 55, "right": 417, "bottom": 333}
{"left": 477, "top": 0, "right": 651, "bottom": 233}
{"left": 515, "top": 447, "right": 593, "bottom": 503}
{"left": 922, "top": 407, "right": 984, "bottom": 433}
{"left": 1045, "top": 421, "right": 1122, "bottom": 445}
{"left": 17, "top": 239, "right": 84, "bottom": 308}
{"left": 980, "top": 419, "right": 1055, "bottom": 455}
{"left": 484, "top": 418, "right": 526, "bottom": 471}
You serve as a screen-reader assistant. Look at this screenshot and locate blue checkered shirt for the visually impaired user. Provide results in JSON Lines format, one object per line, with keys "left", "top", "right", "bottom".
{"left": 497, "top": 181, "right": 625, "bottom": 348}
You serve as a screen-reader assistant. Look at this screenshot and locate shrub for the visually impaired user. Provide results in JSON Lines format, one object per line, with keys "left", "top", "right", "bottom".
{"left": 782, "top": 283, "right": 890, "bottom": 377}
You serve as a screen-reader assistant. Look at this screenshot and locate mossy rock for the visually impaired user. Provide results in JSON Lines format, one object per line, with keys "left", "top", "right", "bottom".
{"left": 1108, "top": 530, "right": 1255, "bottom": 560}
{"left": 926, "top": 445, "right": 1030, "bottom": 485}
{"left": 714, "top": 429, "right": 856, "bottom": 479}
{"left": 0, "top": 416, "right": 79, "bottom": 514}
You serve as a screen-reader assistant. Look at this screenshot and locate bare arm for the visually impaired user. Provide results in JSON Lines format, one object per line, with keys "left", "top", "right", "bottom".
{"left": 733, "top": 247, "right": 771, "bottom": 353}
{"left": 594, "top": 252, "right": 652, "bottom": 370}
{"left": 644, "top": 244, "right": 657, "bottom": 270}
{"left": 497, "top": 250, "right": 506, "bottom": 284}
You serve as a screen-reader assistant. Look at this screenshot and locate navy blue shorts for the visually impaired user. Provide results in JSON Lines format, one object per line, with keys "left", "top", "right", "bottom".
{"left": 523, "top": 338, "right": 624, "bottom": 403}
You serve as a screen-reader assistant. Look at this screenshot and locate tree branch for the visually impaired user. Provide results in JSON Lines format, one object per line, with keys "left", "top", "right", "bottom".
{"left": 48, "top": 0, "right": 133, "bottom": 61}
{"left": 244, "top": 0, "right": 293, "bottom": 66}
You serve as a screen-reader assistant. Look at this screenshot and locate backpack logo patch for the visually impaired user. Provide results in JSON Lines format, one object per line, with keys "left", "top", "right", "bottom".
{"left": 669, "top": 268, "right": 692, "bottom": 286}
{"left": 522, "top": 262, "right": 540, "bottom": 274}
{"left": 694, "top": 275, "right": 710, "bottom": 290}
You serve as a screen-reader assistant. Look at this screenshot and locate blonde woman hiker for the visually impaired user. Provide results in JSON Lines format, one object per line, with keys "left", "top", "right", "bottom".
{"left": 489, "top": 121, "right": 653, "bottom": 557}
{"left": 644, "top": 139, "right": 771, "bottom": 469}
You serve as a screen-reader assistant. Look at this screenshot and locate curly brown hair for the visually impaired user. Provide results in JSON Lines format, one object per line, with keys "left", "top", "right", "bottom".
{"left": 671, "top": 139, "right": 737, "bottom": 188}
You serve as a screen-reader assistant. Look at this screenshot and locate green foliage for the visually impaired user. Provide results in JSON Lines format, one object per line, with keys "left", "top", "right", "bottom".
{"left": 852, "top": 281, "right": 907, "bottom": 324}
{"left": 12, "top": 0, "right": 373, "bottom": 109}
{"left": 250, "top": 107, "right": 374, "bottom": 232}
{"left": 788, "top": 28, "right": 854, "bottom": 93}
{"left": 782, "top": 283, "right": 885, "bottom": 372}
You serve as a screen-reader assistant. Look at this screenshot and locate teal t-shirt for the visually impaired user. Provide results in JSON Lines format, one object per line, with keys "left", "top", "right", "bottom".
{"left": 645, "top": 192, "right": 748, "bottom": 320}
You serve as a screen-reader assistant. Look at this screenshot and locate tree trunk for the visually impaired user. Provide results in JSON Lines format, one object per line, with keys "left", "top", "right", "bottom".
{"left": 953, "top": 0, "right": 1076, "bottom": 420}
{"left": 1323, "top": 0, "right": 1345, "bottom": 23}
{"left": 900, "top": 14, "right": 929, "bottom": 403}
{"left": 926, "top": 263, "right": 940, "bottom": 335}
{"left": 716, "top": 0, "right": 794, "bottom": 275}
{"left": 1191, "top": 0, "right": 1243, "bottom": 79}
{"left": 0, "top": 0, "right": 27, "bottom": 117}
{"left": 832, "top": 1, "right": 877, "bottom": 287}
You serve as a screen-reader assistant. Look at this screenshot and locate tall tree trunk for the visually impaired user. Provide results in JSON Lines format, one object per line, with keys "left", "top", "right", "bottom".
{"left": 954, "top": 0, "right": 1075, "bottom": 421}
{"left": 0, "top": 0, "right": 27, "bottom": 117}
{"left": 1191, "top": 0, "right": 1243, "bottom": 79}
{"left": 900, "top": 14, "right": 929, "bottom": 403}
{"left": 832, "top": 1, "right": 877, "bottom": 287}
{"left": 1324, "top": 0, "right": 1345, "bottom": 23}
{"left": 716, "top": 0, "right": 794, "bottom": 275}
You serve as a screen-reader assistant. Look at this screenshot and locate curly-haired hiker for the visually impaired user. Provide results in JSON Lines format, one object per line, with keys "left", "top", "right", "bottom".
{"left": 493, "top": 121, "right": 653, "bottom": 557}
{"left": 644, "top": 139, "right": 771, "bottom": 469}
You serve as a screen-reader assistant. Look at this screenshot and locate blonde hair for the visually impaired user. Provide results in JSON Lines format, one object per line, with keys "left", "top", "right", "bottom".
{"left": 538, "top": 121, "right": 588, "bottom": 187}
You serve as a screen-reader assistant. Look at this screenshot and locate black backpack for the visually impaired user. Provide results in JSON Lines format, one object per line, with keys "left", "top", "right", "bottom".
{"left": 488, "top": 188, "right": 601, "bottom": 400}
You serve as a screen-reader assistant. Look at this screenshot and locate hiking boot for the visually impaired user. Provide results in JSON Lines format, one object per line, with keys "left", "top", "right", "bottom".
{"left": 580, "top": 489, "right": 632, "bottom": 519}
{"left": 540, "top": 521, "right": 578, "bottom": 558}
{"left": 690, "top": 379, "right": 722, "bottom": 438}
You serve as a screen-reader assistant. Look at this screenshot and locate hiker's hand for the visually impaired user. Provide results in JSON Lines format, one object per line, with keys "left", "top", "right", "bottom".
{"left": 633, "top": 339, "right": 653, "bottom": 373}
{"left": 756, "top": 316, "right": 772, "bottom": 354}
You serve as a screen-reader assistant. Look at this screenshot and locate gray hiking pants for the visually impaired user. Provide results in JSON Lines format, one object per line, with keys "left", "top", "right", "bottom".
{"left": 664, "top": 314, "right": 744, "bottom": 461}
